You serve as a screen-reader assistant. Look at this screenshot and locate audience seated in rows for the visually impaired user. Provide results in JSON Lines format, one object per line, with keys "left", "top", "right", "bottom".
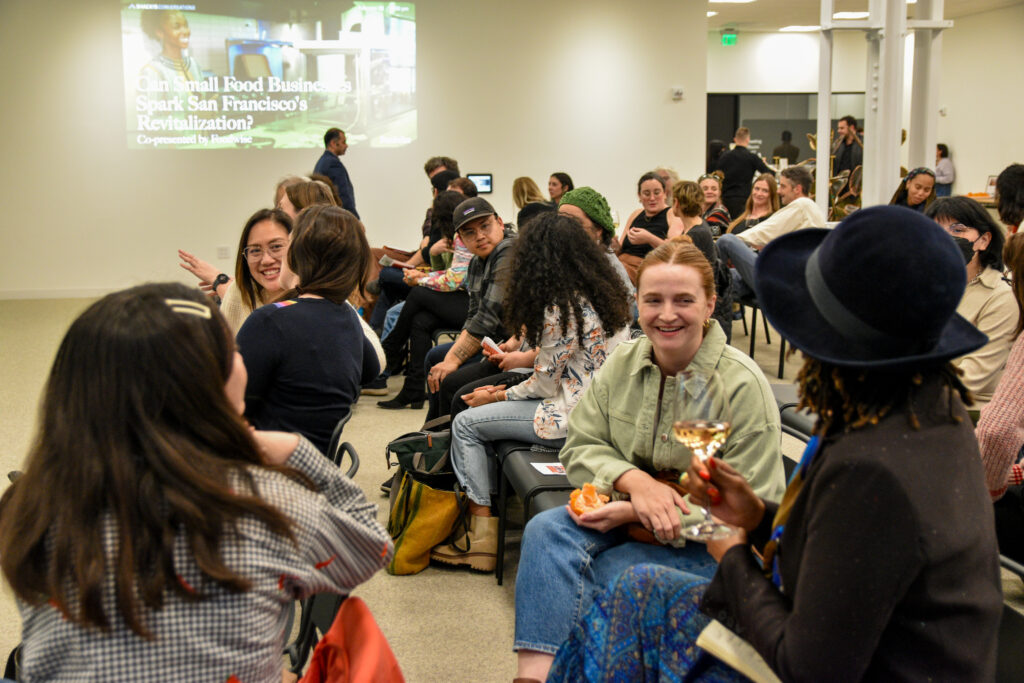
{"left": 617, "top": 171, "right": 685, "bottom": 284}
{"left": 513, "top": 239, "right": 786, "bottom": 681}
{"left": 716, "top": 165, "right": 826, "bottom": 300}
{"left": 237, "top": 206, "right": 380, "bottom": 454}
{"left": 978, "top": 232, "right": 1024, "bottom": 562}
{"left": 926, "top": 197, "right": 1016, "bottom": 411}
{"left": 726, "top": 172, "right": 779, "bottom": 235}
{"left": 433, "top": 213, "right": 633, "bottom": 571}
{"left": 378, "top": 190, "right": 474, "bottom": 409}
{"left": 547, "top": 206, "right": 1002, "bottom": 682}
{"left": 0, "top": 283, "right": 391, "bottom": 681}
{"left": 670, "top": 180, "right": 733, "bottom": 341}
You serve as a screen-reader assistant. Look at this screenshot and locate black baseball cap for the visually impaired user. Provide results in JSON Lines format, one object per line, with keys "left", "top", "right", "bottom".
{"left": 453, "top": 197, "right": 496, "bottom": 232}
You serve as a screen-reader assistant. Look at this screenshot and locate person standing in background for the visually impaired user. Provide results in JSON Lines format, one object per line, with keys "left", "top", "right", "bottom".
{"left": 314, "top": 128, "right": 358, "bottom": 218}
{"left": 771, "top": 130, "right": 800, "bottom": 165}
{"left": 831, "top": 116, "right": 862, "bottom": 176}
{"left": 936, "top": 144, "right": 955, "bottom": 197}
{"left": 715, "top": 127, "right": 771, "bottom": 220}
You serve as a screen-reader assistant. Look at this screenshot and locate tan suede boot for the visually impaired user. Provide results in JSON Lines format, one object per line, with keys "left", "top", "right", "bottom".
{"left": 430, "top": 514, "right": 498, "bottom": 572}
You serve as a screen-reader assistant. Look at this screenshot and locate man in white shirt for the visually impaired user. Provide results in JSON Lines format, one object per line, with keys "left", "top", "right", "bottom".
{"left": 717, "top": 165, "right": 827, "bottom": 298}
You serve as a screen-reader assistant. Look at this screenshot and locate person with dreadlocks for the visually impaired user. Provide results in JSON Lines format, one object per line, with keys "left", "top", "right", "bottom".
{"left": 545, "top": 206, "right": 1002, "bottom": 682}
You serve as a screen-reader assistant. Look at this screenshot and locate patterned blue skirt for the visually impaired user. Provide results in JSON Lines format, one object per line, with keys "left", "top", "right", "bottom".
{"left": 548, "top": 564, "right": 746, "bottom": 682}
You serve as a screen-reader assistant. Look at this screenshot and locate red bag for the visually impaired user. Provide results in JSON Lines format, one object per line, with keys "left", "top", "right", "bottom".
{"left": 299, "top": 597, "right": 404, "bottom": 683}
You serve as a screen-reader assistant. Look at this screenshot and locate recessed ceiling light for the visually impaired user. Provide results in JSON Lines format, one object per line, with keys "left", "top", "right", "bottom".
{"left": 833, "top": 11, "right": 870, "bottom": 19}
{"left": 779, "top": 25, "right": 820, "bottom": 32}
{"left": 707, "top": 11, "right": 719, "bottom": 17}
{"left": 709, "top": 0, "right": 756, "bottom": 4}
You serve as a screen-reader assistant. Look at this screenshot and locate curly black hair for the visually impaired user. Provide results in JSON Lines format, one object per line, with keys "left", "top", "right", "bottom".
{"left": 503, "top": 213, "right": 631, "bottom": 348}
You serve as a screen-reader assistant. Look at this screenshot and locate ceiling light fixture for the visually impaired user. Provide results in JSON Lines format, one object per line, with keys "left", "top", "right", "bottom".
{"left": 707, "top": 11, "right": 719, "bottom": 17}
{"left": 708, "top": 0, "right": 756, "bottom": 4}
{"left": 779, "top": 25, "right": 821, "bottom": 32}
{"left": 833, "top": 11, "right": 870, "bottom": 19}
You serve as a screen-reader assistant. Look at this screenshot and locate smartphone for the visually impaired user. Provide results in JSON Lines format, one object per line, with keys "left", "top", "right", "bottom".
{"left": 482, "top": 336, "right": 502, "bottom": 354}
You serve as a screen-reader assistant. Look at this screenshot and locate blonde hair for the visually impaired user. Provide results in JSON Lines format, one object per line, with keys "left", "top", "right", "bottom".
{"left": 512, "top": 177, "right": 547, "bottom": 209}
{"left": 727, "top": 173, "right": 780, "bottom": 233}
{"left": 671, "top": 181, "right": 704, "bottom": 218}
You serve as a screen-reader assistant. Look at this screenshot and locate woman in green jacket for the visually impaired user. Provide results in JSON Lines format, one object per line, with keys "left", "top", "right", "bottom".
{"left": 513, "top": 238, "right": 786, "bottom": 682}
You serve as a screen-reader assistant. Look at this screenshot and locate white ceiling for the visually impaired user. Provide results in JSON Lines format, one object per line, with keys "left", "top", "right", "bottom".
{"left": 707, "top": 0, "right": 1024, "bottom": 32}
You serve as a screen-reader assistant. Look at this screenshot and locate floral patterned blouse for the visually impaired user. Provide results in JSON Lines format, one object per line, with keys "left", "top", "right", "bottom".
{"left": 504, "top": 301, "right": 630, "bottom": 440}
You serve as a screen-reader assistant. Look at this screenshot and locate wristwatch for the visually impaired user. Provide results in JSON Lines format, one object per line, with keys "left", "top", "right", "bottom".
{"left": 212, "top": 273, "right": 230, "bottom": 290}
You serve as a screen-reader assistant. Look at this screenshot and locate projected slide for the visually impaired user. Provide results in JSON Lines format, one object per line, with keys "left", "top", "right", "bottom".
{"left": 120, "top": 2, "right": 416, "bottom": 149}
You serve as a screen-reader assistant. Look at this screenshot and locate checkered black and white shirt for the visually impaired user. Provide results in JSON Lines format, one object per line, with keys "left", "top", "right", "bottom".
{"left": 17, "top": 437, "right": 393, "bottom": 682}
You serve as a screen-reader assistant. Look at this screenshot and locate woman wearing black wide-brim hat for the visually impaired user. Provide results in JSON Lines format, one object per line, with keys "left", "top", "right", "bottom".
{"left": 546, "top": 206, "right": 1003, "bottom": 682}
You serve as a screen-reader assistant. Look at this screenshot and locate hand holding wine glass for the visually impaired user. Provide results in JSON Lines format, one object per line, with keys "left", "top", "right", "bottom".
{"left": 674, "top": 369, "right": 736, "bottom": 541}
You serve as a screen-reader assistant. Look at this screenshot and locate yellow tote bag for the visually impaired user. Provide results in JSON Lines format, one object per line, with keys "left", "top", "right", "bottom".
{"left": 386, "top": 471, "right": 462, "bottom": 575}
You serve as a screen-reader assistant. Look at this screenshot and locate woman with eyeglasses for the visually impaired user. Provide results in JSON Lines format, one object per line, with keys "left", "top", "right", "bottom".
{"left": 890, "top": 167, "right": 937, "bottom": 213}
{"left": 179, "top": 208, "right": 294, "bottom": 334}
{"left": 617, "top": 172, "right": 684, "bottom": 285}
{"left": 926, "top": 197, "right": 1016, "bottom": 412}
{"left": 236, "top": 205, "right": 379, "bottom": 454}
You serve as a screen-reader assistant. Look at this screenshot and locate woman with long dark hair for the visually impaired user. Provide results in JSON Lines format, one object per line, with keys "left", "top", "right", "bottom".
{"left": 237, "top": 205, "right": 379, "bottom": 453}
{"left": 431, "top": 213, "right": 633, "bottom": 572}
{"left": 0, "top": 283, "right": 391, "bottom": 681}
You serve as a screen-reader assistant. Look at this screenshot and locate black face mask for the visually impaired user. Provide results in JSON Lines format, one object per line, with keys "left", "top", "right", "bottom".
{"left": 952, "top": 236, "right": 977, "bottom": 264}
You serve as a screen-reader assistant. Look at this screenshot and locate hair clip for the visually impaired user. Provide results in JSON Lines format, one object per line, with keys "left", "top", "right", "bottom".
{"left": 906, "top": 167, "right": 935, "bottom": 180}
{"left": 164, "top": 299, "right": 212, "bottom": 319}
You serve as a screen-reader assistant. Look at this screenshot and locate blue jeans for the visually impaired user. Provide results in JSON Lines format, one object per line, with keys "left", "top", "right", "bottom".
{"left": 716, "top": 233, "right": 757, "bottom": 299}
{"left": 381, "top": 301, "right": 404, "bottom": 341}
{"left": 451, "top": 399, "right": 565, "bottom": 506}
{"left": 513, "top": 506, "right": 718, "bottom": 654}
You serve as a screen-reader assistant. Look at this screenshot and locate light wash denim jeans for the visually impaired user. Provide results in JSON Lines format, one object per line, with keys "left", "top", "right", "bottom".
{"left": 716, "top": 233, "right": 758, "bottom": 299}
{"left": 513, "top": 506, "right": 718, "bottom": 654}
{"left": 380, "top": 301, "right": 404, "bottom": 341}
{"left": 450, "top": 398, "right": 564, "bottom": 506}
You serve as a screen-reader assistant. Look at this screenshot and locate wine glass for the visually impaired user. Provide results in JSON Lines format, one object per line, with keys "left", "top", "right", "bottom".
{"left": 674, "top": 369, "right": 735, "bottom": 541}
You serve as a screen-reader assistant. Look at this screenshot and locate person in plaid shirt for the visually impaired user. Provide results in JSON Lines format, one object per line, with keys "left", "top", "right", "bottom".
{"left": 0, "top": 283, "right": 392, "bottom": 682}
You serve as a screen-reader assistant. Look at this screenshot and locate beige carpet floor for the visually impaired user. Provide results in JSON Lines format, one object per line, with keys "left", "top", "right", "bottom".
{"left": 2, "top": 298, "right": 1016, "bottom": 681}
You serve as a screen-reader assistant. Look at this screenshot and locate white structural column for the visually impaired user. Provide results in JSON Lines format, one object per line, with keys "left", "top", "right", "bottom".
{"left": 908, "top": 0, "right": 952, "bottom": 170}
{"left": 815, "top": 0, "right": 835, "bottom": 216}
{"left": 861, "top": 0, "right": 908, "bottom": 207}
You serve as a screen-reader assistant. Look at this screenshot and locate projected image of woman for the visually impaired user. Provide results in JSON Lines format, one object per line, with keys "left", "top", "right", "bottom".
{"left": 138, "top": 10, "right": 205, "bottom": 107}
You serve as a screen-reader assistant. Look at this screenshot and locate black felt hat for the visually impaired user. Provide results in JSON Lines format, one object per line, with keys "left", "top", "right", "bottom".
{"left": 754, "top": 205, "right": 987, "bottom": 369}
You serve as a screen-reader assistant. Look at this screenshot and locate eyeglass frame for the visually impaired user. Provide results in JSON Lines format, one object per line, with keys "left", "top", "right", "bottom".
{"left": 242, "top": 239, "right": 289, "bottom": 262}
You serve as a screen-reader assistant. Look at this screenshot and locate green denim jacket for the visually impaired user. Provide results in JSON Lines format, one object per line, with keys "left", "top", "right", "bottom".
{"left": 559, "top": 321, "right": 786, "bottom": 545}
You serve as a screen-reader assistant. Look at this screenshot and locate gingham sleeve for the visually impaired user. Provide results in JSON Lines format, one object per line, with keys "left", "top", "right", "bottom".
{"left": 253, "top": 438, "right": 393, "bottom": 599}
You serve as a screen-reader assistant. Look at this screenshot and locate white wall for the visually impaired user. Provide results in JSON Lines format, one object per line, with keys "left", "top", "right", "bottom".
{"left": 707, "top": 30, "right": 868, "bottom": 93}
{"left": 0, "top": 0, "right": 707, "bottom": 298}
{"left": 936, "top": 3, "right": 1024, "bottom": 194}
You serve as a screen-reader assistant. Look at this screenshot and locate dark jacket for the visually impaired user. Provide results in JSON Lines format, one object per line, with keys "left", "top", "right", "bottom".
{"left": 715, "top": 145, "right": 771, "bottom": 200}
{"left": 313, "top": 150, "right": 358, "bottom": 219}
{"left": 701, "top": 376, "right": 1002, "bottom": 682}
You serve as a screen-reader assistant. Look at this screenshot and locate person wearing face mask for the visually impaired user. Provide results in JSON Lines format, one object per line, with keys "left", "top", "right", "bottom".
{"left": 889, "top": 167, "right": 937, "bottom": 213}
{"left": 926, "top": 197, "right": 1016, "bottom": 412}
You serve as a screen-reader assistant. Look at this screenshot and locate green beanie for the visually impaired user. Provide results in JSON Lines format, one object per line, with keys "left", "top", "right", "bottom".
{"left": 559, "top": 187, "right": 615, "bottom": 234}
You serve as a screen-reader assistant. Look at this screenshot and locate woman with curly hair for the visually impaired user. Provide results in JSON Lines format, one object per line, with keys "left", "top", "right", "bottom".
{"left": 430, "top": 212, "right": 633, "bottom": 572}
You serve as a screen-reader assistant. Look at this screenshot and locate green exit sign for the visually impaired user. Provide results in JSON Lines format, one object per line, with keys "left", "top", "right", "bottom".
{"left": 721, "top": 33, "right": 737, "bottom": 46}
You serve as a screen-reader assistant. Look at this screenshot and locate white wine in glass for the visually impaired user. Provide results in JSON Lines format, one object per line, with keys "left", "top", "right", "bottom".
{"left": 674, "top": 370, "right": 736, "bottom": 541}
